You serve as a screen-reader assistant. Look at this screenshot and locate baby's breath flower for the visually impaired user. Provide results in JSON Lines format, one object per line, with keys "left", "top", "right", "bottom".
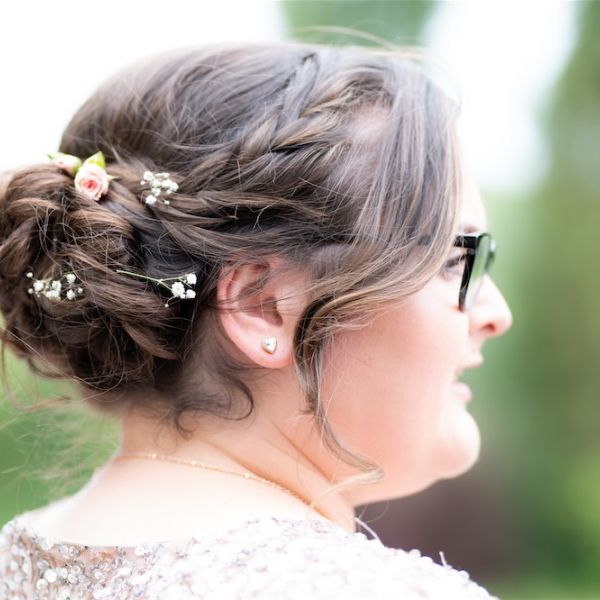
{"left": 25, "top": 269, "right": 84, "bottom": 302}
{"left": 115, "top": 268, "right": 198, "bottom": 308}
{"left": 171, "top": 281, "right": 186, "bottom": 298}
{"left": 140, "top": 171, "right": 178, "bottom": 207}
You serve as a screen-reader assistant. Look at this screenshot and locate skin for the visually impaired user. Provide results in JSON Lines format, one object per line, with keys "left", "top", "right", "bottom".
{"left": 26, "top": 154, "right": 513, "bottom": 545}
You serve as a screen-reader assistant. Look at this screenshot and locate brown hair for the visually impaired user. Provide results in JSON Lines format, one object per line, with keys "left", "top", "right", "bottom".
{"left": 0, "top": 41, "right": 462, "bottom": 484}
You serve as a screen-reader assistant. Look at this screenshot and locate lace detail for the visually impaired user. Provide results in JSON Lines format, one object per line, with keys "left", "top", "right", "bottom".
{"left": 0, "top": 512, "right": 498, "bottom": 599}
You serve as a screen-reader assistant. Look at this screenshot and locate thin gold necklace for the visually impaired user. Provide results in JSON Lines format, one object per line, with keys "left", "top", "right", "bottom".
{"left": 114, "top": 451, "right": 328, "bottom": 519}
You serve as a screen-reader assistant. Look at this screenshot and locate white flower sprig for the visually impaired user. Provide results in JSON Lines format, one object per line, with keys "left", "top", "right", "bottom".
{"left": 26, "top": 271, "right": 84, "bottom": 301}
{"left": 140, "top": 171, "right": 178, "bottom": 206}
{"left": 115, "top": 270, "right": 197, "bottom": 307}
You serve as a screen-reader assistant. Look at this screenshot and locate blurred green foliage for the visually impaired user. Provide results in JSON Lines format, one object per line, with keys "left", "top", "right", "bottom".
{"left": 491, "top": 0, "right": 600, "bottom": 591}
{"left": 0, "top": 345, "right": 117, "bottom": 525}
{"left": 282, "top": 0, "right": 436, "bottom": 46}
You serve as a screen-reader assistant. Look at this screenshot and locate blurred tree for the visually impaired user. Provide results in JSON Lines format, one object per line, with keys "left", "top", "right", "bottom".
{"left": 415, "top": 1, "right": 600, "bottom": 596}
{"left": 281, "top": 0, "right": 436, "bottom": 46}
{"left": 504, "top": 0, "right": 600, "bottom": 588}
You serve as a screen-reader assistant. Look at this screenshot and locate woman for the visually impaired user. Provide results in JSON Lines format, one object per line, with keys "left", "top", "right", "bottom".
{"left": 0, "top": 41, "right": 512, "bottom": 598}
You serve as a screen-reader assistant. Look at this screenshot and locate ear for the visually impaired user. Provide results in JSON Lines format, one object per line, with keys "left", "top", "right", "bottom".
{"left": 216, "top": 256, "right": 310, "bottom": 369}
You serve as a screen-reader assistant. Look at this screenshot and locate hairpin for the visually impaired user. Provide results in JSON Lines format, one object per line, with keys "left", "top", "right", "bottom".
{"left": 47, "top": 151, "right": 117, "bottom": 202}
{"left": 25, "top": 266, "right": 197, "bottom": 308}
{"left": 48, "top": 151, "right": 179, "bottom": 208}
{"left": 140, "top": 171, "right": 179, "bottom": 206}
{"left": 115, "top": 270, "right": 196, "bottom": 307}
{"left": 26, "top": 271, "right": 84, "bottom": 301}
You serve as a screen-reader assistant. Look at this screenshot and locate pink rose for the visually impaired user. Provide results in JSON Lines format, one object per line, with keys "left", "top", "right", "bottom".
{"left": 74, "top": 164, "right": 110, "bottom": 201}
{"left": 51, "top": 154, "right": 81, "bottom": 176}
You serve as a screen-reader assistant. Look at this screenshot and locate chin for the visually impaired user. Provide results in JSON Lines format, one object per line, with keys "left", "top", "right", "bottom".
{"left": 345, "top": 415, "right": 482, "bottom": 506}
{"left": 437, "top": 412, "right": 482, "bottom": 479}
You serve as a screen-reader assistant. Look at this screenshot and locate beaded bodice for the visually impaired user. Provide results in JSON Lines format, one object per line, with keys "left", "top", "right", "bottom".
{"left": 0, "top": 512, "right": 497, "bottom": 599}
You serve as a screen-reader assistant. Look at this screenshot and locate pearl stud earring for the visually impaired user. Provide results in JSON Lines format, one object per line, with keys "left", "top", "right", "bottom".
{"left": 261, "top": 336, "right": 277, "bottom": 354}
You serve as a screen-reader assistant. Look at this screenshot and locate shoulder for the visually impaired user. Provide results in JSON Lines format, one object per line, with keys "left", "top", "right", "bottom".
{"left": 147, "top": 517, "right": 498, "bottom": 599}
{"left": 0, "top": 513, "right": 497, "bottom": 600}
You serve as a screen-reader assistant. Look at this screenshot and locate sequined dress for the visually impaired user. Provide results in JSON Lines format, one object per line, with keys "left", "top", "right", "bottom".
{"left": 0, "top": 511, "right": 498, "bottom": 599}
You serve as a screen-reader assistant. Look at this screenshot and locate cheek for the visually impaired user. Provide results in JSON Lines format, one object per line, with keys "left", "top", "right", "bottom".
{"left": 316, "top": 285, "right": 478, "bottom": 498}
{"left": 320, "top": 298, "right": 460, "bottom": 470}
{"left": 432, "top": 398, "right": 481, "bottom": 478}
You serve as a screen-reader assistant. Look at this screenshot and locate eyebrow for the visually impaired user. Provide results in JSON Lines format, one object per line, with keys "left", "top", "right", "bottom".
{"left": 459, "top": 223, "right": 486, "bottom": 234}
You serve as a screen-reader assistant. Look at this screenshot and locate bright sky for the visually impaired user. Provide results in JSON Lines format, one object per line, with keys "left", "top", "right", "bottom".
{"left": 0, "top": 0, "right": 577, "bottom": 199}
{"left": 0, "top": 0, "right": 285, "bottom": 170}
{"left": 423, "top": 0, "right": 577, "bottom": 197}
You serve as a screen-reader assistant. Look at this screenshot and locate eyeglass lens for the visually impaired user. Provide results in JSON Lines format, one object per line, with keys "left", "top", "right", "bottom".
{"left": 464, "top": 235, "right": 494, "bottom": 311}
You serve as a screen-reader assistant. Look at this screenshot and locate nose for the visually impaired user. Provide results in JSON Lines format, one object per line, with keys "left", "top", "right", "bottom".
{"left": 469, "top": 275, "right": 513, "bottom": 339}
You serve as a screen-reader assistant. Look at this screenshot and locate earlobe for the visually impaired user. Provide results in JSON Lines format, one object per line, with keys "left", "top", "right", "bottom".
{"left": 261, "top": 336, "right": 278, "bottom": 355}
{"left": 216, "top": 258, "right": 306, "bottom": 369}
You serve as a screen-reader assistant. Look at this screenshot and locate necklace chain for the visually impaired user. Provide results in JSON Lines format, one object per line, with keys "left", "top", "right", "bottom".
{"left": 113, "top": 452, "right": 376, "bottom": 538}
{"left": 114, "top": 452, "right": 326, "bottom": 518}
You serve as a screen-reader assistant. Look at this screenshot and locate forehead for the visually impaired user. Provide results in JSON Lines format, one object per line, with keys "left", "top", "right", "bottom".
{"left": 459, "top": 155, "right": 488, "bottom": 234}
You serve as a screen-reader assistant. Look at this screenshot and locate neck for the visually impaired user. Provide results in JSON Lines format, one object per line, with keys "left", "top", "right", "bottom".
{"left": 118, "top": 406, "right": 357, "bottom": 533}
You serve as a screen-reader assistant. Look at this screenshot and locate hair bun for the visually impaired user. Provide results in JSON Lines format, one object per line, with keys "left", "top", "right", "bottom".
{"left": 0, "top": 160, "right": 187, "bottom": 397}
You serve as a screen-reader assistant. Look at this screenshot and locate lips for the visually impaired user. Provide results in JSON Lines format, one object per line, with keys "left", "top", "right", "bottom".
{"left": 452, "top": 357, "right": 483, "bottom": 401}
{"left": 451, "top": 380, "right": 473, "bottom": 401}
{"left": 454, "top": 358, "right": 483, "bottom": 380}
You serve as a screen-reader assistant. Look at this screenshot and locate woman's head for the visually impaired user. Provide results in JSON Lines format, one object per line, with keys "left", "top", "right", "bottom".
{"left": 0, "top": 41, "right": 510, "bottom": 503}
{"left": 310, "top": 153, "right": 513, "bottom": 505}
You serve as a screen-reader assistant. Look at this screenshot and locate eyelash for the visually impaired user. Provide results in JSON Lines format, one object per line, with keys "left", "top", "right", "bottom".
{"left": 441, "top": 254, "right": 467, "bottom": 278}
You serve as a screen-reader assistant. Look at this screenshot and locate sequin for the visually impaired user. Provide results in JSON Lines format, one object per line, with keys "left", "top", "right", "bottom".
{"left": 0, "top": 512, "right": 499, "bottom": 599}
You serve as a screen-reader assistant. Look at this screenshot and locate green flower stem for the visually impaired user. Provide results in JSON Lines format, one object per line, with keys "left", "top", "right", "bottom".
{"left": 115, "top": 269, "right": 184, "bottom": 288}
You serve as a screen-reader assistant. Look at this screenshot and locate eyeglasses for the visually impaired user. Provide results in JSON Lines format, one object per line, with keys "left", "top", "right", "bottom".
{"left": 453, "top": 232, "right": 496, "bottom": 311}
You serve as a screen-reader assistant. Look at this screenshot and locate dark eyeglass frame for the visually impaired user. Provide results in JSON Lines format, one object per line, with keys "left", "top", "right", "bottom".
{"left": 453, "top": 232, "right": 496, "bottom": 312}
